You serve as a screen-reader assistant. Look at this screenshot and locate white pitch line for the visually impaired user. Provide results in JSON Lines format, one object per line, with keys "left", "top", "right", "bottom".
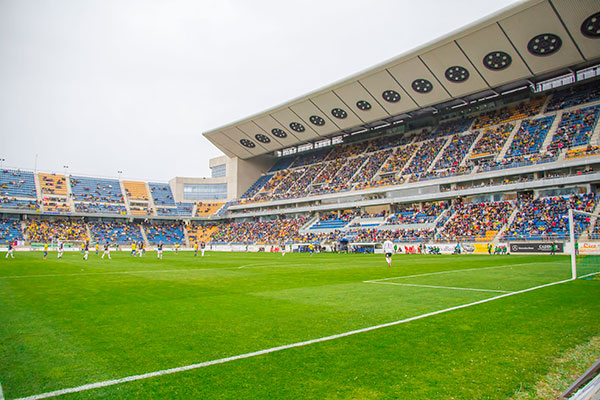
{"left": 367, "top": 281, "right": 513, "bottom": 293}
{"left": 579, "top": 271, "right": 600, "bottom": 279}
{"left": 362, "top": 262, "right": 560, "bottom": 283}
{"left": 0, "top": 381, "right": 5, "bottom": 400}
{"left": 13, "top": 276, "right": 575, "bottom": 400}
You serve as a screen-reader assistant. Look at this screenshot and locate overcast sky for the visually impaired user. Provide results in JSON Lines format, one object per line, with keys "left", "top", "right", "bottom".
{"left": 0, "top": 0, "right": 520, "bottom": 182}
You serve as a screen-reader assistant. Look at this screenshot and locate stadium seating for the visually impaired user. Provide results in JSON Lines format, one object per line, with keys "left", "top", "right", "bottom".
{"left": 433, "top": 117, "right": 473, "bottom": 137}
{"left": 385, "top": 203, "right": 446, "bottom": 225}
{"left": 149, "top": 183, "right": 175, "bottom": 206}
{"left": 566, "top": 146, "right": 600, "bottom": 159}
{"left": 404, "top": 138, "right": 446, "bottom": 180}
{"left": 241, "top": 174, "right": 273, "bottom": 199}
{"left": 440, "top": 201, "right": 514, "bottom": 241}
{"left": 546, "top": 79, "right": 600, "bottom": 112}
{"left": 145, "top": 223, "right": 185, "bottom": 244}
{"left": 209, "top": 218, "right": 306, "bottom": 244}
{"left": 352, "top": 149, "right": 393, "bottom": 186}
{"left": 472, "top": 98, "right": 545, "bottom": 129}
{"left": 506, "top": 116, "right": 555, "bottom": 158}
{"left": 70, "top": 176, "right": 124, "bottom": 203}
{"left": 546, "top": 106, "right": 600, "bottom": 152}
{"left": 0, "top": 219, "right": 23, "bottom": 244}
{"left": 75, "top": 202, "right": 127, "bottom": 214}
{"left": 123, "top": 181, "right": 149, "bottom": 201}
{"left": 89, "top": 221, "right": 143, "bottom": 244}
{"left": 195, "top": 202, "right": 224, "bottom": 217}
{"left": 130, "top": 206, "right": 154, "bottom": 216}
{"left": 0, "top": 169, "right": 37, "bottom": 198}
{"left": 38, "top": 173, "right": 68, "bottom": 195}
{"left": 0, "top": 198, "right": 39, "bottom": 211}
{"left": 469, "top": 124, "right": 514, "bottom": 159}
{"left": 187, "top": 223, "right": 218, "bottom": 244}
{"left": 503, "top": 193, "right": 596, "bottom": 240}
{"left": 42, "top": 199, "right": 71, "bottom": 214}
{"left": 24, "top": 219, "right": 88, "bottom": 242}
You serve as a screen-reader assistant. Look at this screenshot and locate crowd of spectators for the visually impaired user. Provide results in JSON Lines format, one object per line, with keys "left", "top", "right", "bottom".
{"left": 70, "top": 177, "right": 124, "bottom": 203}
{"left": 75, "top": 202, "right": 126, "bottom": 214}
{"left": 25, "top": 219, "right": 87, "bottom": 242}
{"left": 144, "top": 222, "right": 185, "bottom": 244}
{"left": 210, "top": 218, "right": 306, "bottom": 244}
{"left": 546, "top": 80, "right": 600, "bottom": 112}
{"left": 507, "top": 116, "right": 555, "bottom": 157}
{"left": 439, "top": 201, "right": 513, "bottom": 240}
{"left": 504, "top": 193, "right": 596, "bottom": 240}
{"left": 469, "top": 124, "right": 514, "bottom": 158}
{"left": 404, "top": 138, "right": 446, "bottom": 178}
{"left": 385, "top": 203, "right": 447, "bottom": 225}
{"left": 353, "top": 149, "right": 393, "bottom": 184}
{"left": 89, "top": 221, "right": 142, "bottom": 244}
{"left": 0, "top": 219, "right": 23, "bottom": 244}
{"left": 472, "top": 98, "right": 544, "bottom": 129}
{"left": 39, "top": 173, "right": 67, "bottom": 195}
{"left": 0, "top": 169, "right": 37, "bottom": 198}
{"left": 0, "top": 198, "right": 39, "bottom": 210}
{"left": 432, "top": 132, "right": 478, "bottom": 171}
{"left": 546, "top": 106, "right": 600, "bottom": 152}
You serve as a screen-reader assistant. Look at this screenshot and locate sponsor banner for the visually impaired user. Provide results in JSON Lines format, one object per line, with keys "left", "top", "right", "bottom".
{"left": 509, "top": 242, "right": 564, "bottom": 253}
{"left": 578, "top": 242, "right": 600, "bottom": 255}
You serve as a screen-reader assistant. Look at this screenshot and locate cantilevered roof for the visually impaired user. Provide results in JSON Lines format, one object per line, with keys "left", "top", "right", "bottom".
{"left": 204, "top": 0, "right": 600, "bottom": 159}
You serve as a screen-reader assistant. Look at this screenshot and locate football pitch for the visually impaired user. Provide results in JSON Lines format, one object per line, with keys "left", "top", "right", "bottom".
{"left": 1, "top": 251, "right": 599, "bottom": 399}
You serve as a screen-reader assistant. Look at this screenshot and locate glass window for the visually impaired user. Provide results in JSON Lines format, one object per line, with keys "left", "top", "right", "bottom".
{"left": 183, "top": 184, "right": 227, "bottom": 200}
{"left": 211, "top": 164, "right": 226, "bottom": 178}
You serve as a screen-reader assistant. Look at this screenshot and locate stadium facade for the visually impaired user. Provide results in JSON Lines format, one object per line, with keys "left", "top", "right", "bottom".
{"left": 2, "top": 0, "right": 600, "bottom": 251}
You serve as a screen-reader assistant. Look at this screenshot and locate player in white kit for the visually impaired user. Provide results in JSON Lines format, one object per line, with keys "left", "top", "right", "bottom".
{"left": 383, "top": 239, "right": 395, "bottom": 267}
{"left": 57, "top": 241, "right": 64, "bottom": 259}
{"left": 101, "top": 242, "right": 111, "bottom": 259}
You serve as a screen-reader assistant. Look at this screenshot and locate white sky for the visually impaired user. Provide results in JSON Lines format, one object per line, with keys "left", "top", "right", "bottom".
{"left": 0, "top": 0, "right": 520, "bottom": 182}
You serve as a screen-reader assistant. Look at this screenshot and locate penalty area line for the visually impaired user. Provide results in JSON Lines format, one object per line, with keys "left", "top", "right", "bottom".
{"left": 13, "top": 276, "right": 575, "bottom": 400}
{"left": 0, "top": 381, "right": 4, "bottom": 400}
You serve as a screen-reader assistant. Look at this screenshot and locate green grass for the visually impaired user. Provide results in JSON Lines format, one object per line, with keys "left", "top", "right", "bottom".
{"left": 0, "top": 251, "right": 598, "bottom": 399}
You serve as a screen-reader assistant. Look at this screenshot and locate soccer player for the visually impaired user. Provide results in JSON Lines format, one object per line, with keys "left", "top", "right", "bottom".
{"left": 5, "top": 241, "right": 15, "bottom": 259}
{"left": 95, "top": 243, "right": 99, "bottom": 255}
{"left": 83, "top": 241, "right": 89, "bottom": 261}
{"left": 308, "top": 243, "right": 314, "bottom": 256}
{"left": 57, "top": 241, "right": 64, "bottom": 259}
{"left": 157, "top": 242, "right": 163, "bottom": 259}
{"left": 201, "top": 242, "right": 205, "bottom": 257}
{"left": 174, "top": 243, "right": 179, "bottom": 255}
{"left": 43, "top": 242, "right": 48, "bottom": 259}
{"left": 137, "top": 241, "right": 144, "bottom": 257}
{"left": 101, "top": 242, "right": 111, "bottom": 259}
{"left": 130, "top": 242, "right": 136, "bottom": 256}
{"left": 194, "top": 242, "right": 198, "bottom": 257}
{"left": 383, "top": 239, "right": 395, "bottom": 267}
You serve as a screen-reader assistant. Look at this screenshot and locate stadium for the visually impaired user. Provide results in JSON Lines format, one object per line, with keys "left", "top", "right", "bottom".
{"left": 1, "top": 0, "right": 600, "bottom": 399}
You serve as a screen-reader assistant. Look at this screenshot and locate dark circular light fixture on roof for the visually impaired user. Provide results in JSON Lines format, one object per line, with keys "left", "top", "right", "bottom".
{"left": 581, "top": 12, "right": 600, "bottom": 38}
{"left": 271, "top": 128, "right": 287, "bottom": 138}
{"left": 445, "top": 66, "right": 469, "bottom": 82}
{"left": 289, "top": 122, "right": 305, "bottom": 132}
{"left": 309, "top": 115, "right": 326, "bottom": 126}
{"left": 382, "top": 89, "right": 401, "bottom": 103}
{"left": 331, "top": 108, "right": 348, "bottom": 119}
{"left": 483, "top": 51, "right": 512, "bottom": 71}
{"left": 527, "top": 33, "right": 562, "bottom": 56}
{"left": 356, "top": 100, "right": 372, "bottom": 111}
{"left": 411, "top": 78, "right": 433, "bottom": 93}
{"left": 255, "top": 134, "right": 270, "bottom": 143}
{"left": 240, "top": 139, "right": 256, "bottom": 148}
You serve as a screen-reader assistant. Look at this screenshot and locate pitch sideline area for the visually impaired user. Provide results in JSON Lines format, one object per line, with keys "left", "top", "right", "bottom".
{"left": 1, "top": 252, "right": 598, "bottom": 399}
